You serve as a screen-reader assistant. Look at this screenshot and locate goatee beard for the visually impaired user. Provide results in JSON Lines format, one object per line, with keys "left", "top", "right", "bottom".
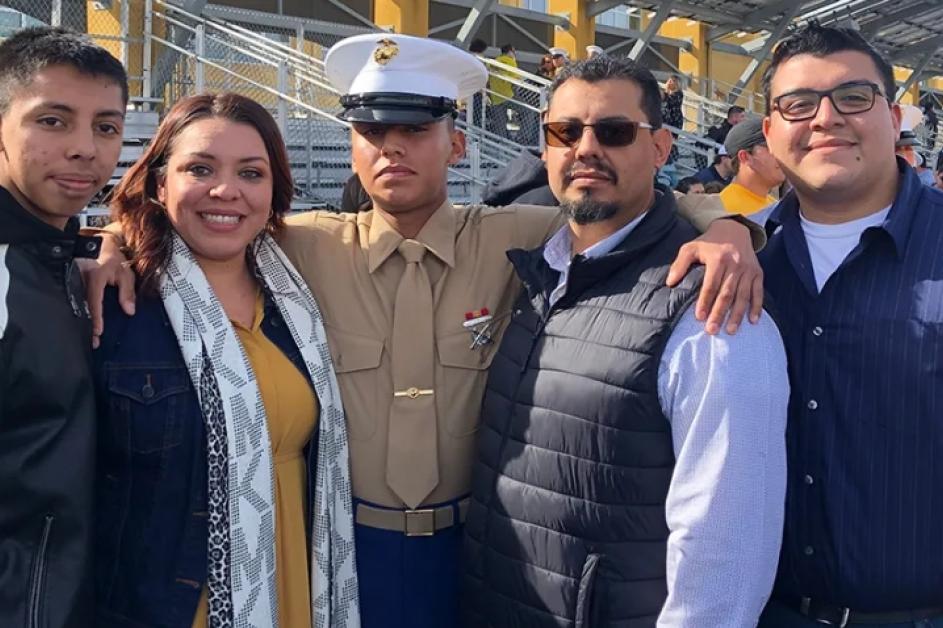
{"left": 559, "top": 196, "right": 621, "bottom": 225}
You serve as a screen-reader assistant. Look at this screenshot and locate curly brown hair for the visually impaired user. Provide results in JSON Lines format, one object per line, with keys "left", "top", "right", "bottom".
{"left": 109, "top": 92, "right": 293, "bottom": 294}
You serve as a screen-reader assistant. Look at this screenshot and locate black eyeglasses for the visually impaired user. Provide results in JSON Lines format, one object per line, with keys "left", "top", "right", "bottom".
{"left": 772, "top": 81, "right": 886, "bottom": 122}
{"left": 542, "top": 120, "right": 654, "bottom": 148}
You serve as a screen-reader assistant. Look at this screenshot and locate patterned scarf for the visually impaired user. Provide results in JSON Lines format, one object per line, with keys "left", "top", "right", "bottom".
{"left": 160, "top": 232, "right": 360, "bottom": 628}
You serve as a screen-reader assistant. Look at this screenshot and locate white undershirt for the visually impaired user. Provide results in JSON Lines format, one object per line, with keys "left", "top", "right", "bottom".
{"left": 799, "top": 206, "right": 891, "bottom": 292}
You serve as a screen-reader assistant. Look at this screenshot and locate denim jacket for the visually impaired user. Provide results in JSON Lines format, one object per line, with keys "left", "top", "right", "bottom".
{"left": 92, "top": 287, "right": 317, "bottom": 628}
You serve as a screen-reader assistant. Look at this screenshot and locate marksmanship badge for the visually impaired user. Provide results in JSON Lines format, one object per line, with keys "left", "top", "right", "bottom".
{"left": 463, "top": 308, "right": 494, "bottom": 350}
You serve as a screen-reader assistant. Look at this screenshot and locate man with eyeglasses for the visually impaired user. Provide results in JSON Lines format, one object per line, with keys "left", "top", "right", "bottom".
{"left": 463, "top": 54, "right": 789, "bottom": 628}
{"left": 757, "top": 23, "right": 943, "bottom": 628}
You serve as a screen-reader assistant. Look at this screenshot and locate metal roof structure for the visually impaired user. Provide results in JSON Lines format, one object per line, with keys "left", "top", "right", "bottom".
{"left": 609, "top": 1, "right": 943, "bottom": 91}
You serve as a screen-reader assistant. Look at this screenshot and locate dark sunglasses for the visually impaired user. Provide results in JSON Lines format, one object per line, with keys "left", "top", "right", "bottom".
{"left": 771, "top": 81, "right": 886, "bottom": 122}
{"left": 542, "top": 120, "right": 654, "bottom": 148}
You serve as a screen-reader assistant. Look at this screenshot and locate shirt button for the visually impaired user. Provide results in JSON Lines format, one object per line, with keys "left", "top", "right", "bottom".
{"left": 804, "top": 474, "right": 814, "bottom": 485}
{"left": 812, "top": 326, "right": 823, "bottom": 336}
{"left": 807, "top": 399, "right": 818, "bottom": 410}
{"left": 804, "top": 546, "right": 815, "bottom": 556}
{"left": 141, "top": 383, "right": 155, "bottom": 399}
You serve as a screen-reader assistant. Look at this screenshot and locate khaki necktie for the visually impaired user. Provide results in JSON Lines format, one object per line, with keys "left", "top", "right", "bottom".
{"left": 386, "top": 239, "right": 439, "bottom": 508}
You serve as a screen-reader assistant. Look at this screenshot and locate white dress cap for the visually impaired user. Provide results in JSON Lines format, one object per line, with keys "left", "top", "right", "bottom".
{"left": 325, "top": 33, "right": 487, "bottom": 101}
{"left": 548, "top": 47, "right": 569, "bottom": 58}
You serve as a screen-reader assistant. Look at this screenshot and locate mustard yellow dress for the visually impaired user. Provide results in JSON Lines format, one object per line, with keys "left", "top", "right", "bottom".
{"left": 192, "top": 293, "right": 317, "bottom": 628}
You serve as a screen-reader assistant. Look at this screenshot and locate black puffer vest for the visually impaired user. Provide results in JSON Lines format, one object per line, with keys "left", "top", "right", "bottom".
{"left": 463, "top": 191, "right": 704, "bottom": 628}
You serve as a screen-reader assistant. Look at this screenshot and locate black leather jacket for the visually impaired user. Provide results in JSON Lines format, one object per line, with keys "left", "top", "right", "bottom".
{"left": 0, "top": 186, "right": 101, "bottom": 628}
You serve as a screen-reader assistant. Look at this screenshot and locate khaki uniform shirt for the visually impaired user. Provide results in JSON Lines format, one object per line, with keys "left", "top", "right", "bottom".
{"left": 278, "top": 197, "right": 750, "bottom": 508}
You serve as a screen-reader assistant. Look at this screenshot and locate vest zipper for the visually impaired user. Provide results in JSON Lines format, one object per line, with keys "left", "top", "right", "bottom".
{"left": 28, "top": 515, "right": 54, "bottom": 628}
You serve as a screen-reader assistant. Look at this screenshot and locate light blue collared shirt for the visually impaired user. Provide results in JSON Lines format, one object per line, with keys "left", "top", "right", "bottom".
{"left": 542, "top": 215, "right": 790, "bottom": 628}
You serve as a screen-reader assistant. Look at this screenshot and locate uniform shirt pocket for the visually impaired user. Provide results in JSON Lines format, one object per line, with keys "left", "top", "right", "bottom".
{"left": 326, "top": 326, "right": 384, "bottom": 441}
{"left": 437, "top": 311, "right": 509, "bottom": 436}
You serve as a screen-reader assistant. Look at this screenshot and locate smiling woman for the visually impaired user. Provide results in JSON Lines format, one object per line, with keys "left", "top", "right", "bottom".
{"left": 94, "top": 93, "right": 359, "bottom": 628}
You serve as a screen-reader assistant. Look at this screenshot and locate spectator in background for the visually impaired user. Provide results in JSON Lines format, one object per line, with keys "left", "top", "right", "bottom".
{"left": 662, "top": 75, "right": 684, "bottom": 168}
{"left": 704, "top": 180, "right": 726, "bottom": 194}
{"left": 694, "top": 147, "right": 735, "bottom": 185}
{"left": 487, "top": 43, "right": 517, "bottom": 138}
{"left": 707, "top": 105, "right": 746, "bottom": 146}
{"left": 720, "top": 117, "right": 784, "bottom": 216}
{"left": 914, "top": 152, "right": 936, "bottom": 187}
{"left": 935, "top": 151, "right": 943, "bottom": 189}
{"left": 341, "top": 173, "right": 371, "bottom": 212}
{"left": 923, "top": 100, "right": 938, "bottom": 148}
{"left": 537, "top": 54, "right": 555, "bottom": 80}
{"left": 548, "top": 47, "right": 569, "bottom": 77}
{"left": 676, "top": 177, "right": 705, "bottom": 194}
{"left": 468, "top": 38, "right": 490, "bottom": 130}
{"left": 895, "top": 104, "right": 923, "bottom": 168}
{"left": 586, "top": 44, "right": 604, "bottom": 59}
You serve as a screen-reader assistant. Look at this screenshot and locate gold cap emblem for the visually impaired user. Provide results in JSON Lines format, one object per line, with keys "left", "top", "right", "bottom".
{"left": 373, "top": 38, "right": 399, "bottom": 66}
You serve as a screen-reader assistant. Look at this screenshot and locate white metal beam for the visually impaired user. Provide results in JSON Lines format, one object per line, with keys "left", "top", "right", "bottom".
{"left": 628, "top": 0, "right": 677, "bottom": 61}
{"left": 588, "top": 0, "right": 626, "bottom": 18}
{"left": 727, "top": 1, "right": 802, "bottom": 104}
{"left": 456, "top": 0, "right": 498, "bottom": 47}
{"left": 325, "top": 0, "right": 379, "bottom": 30}
{"left": 596, "top": 24, "right": 692, "bottom": 51}
{"left": 897, "top": 47, "right": 936, "bottom": 100}
{"left": 429, "top": 18, "right": 467, "bottom": 35}
{"left": 497, "top": 14, "right": 548, "bottom": 53}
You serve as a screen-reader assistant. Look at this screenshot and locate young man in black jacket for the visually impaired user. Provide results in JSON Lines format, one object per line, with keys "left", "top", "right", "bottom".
{"left": 0, "top": 27, "right": 126, "bottom": 628}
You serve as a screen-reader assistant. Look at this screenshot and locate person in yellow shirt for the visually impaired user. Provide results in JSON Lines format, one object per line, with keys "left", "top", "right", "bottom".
{"left": 720, "top": 116, "right": 786, "bottom": 216}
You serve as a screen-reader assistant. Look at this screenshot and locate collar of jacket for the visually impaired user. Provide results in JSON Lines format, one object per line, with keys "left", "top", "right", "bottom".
{"left": 0, "top": 185, "right": 101, "bottom": 260}
{"left": 507, "top": 185, "right": 680, "bottom": 306}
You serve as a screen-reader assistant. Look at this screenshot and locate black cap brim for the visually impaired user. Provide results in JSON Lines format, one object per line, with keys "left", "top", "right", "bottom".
{"left": 340, "top": 107, "right": 450, "bottom": 125}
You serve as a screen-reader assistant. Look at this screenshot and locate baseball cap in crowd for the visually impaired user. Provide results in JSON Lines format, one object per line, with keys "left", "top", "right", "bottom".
{"left": 548, "top": 47, "right": 568, "bottom": 59}
{"left": 326, "top": 33, "right": 487, "bottom": 125}
{"left": 896, "top": 104, "right": 923, "bottom": 149}
{"left": 724, "top": 116, "right": 766, "bottom": 157}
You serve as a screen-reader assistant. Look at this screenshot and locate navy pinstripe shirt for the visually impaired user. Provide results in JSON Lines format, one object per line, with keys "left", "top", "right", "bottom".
{"left": 761, "top": 162, "right": 943, "bottom": 612}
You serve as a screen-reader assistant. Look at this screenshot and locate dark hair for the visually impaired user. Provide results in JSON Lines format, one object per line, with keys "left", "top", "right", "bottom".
{"left": 712, "top": 152, "right": 729, "bottom": 165}
{"left": 0, "top": 26, "right": 128, "bottom": 112}
{"left": 703, "top": 180, "right": 726, "bottom": 194}
{"left": 762, "top": 22, "right": 896, "bottom": 114}
{"left": 675, "top": 177, "right": 701, "bottom": 193}
{"left": 500, "top": 44, "right": 514, "bottom": 55}
{"left": 469, "top": 39, "right": 488, "bottom": 54}
{"left": 548, "top": 55, "right": 663, "bottom": 128}
{"left": 110, "top": 93, "right": 293, "bottom": 294}
{"left": 726, "top": 105, "right": 745, "bottom": 120}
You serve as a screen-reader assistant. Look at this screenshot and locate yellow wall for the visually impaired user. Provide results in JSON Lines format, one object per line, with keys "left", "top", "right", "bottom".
{"left": 373, "top": 0, "right": 429, "bottom": 35}
{"left": 548, "top": 0, "right": 594, "bottom": 59}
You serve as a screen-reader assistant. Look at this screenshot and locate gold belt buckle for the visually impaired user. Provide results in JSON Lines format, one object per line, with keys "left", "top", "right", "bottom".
{"left": 393, "top": 387, "right": 434, "bottom": 399}
{"left": 404, "top": 508, "right": 436, "bottom": 536}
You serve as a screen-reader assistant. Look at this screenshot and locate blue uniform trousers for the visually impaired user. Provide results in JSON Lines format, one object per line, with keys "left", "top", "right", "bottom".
{"left": 355, "top": 497, "right": 465, "bottom": 628}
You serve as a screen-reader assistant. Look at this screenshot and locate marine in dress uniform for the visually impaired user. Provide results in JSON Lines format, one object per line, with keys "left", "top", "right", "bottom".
{"left": 274, "top": 34, "right": 759, "bottom": 628}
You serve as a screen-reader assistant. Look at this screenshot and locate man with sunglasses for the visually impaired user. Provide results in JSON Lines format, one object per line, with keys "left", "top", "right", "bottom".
{"left": 757, "top": 23, "right": 943, "bottom": 628}
{"left": 463, "top": 55, "right": 789, "bottom": 628}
